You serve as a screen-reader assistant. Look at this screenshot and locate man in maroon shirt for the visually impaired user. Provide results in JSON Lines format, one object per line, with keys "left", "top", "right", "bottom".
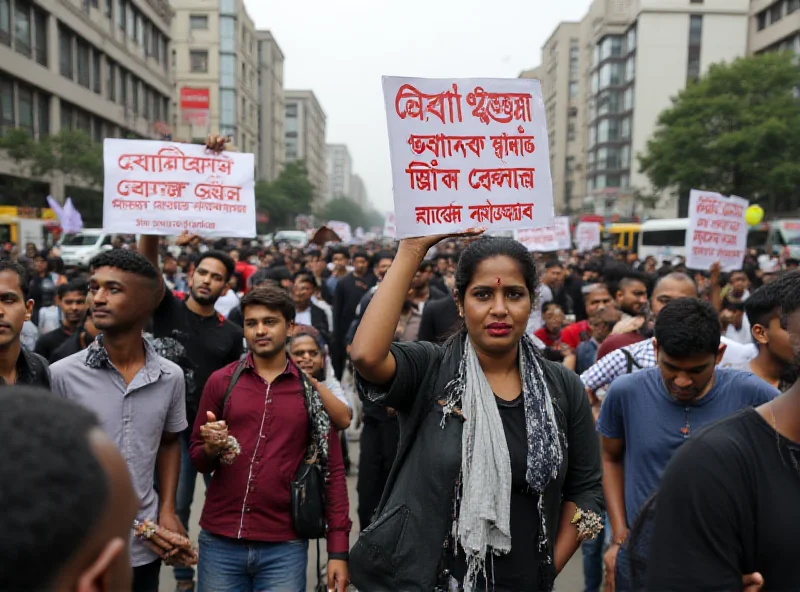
{"left": 190, "top": 285, "right": 351, "bottom": 592}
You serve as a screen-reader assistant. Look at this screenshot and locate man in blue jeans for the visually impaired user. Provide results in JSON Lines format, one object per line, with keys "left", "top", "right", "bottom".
{"left": 189, "top": 286, "right": 351, "bottom": 591}
{"left": 597, "top": 298, "right": 778, "bottom": 591}
{"left": 139, "top": 235, "right": 245, "bottom": 591}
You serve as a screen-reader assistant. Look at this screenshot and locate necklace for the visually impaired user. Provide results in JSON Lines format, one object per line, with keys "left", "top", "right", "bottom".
{"left": 681, "top": 407, "right": 691, "bottom": 437}
{"left": 769, "top": 402, "right": 800, "bottom": 477}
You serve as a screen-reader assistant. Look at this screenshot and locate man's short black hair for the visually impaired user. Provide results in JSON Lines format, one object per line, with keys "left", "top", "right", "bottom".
{"left": 195, "top": 251, "right": 236, "bottom": 282}
{"left": 328, "top": 247, "right": 349, "bottom": 263}
{"left": 777, "top": 270, "right": 800, "bottom": 318}
{"left": 89, "top": 249, "right": 159, "bottom": 284}
{"left": 745, "top": 282, "right": 781, "bottom": 329}
{"left": 240, "top": 285, "right": 296, "bottom": 323}
{"left": 0, "top": 260, "right": 29, "bottom": 299}
{"left": 544, "top": 260, "right": 563, "bottom": 270}
{"left": 0, "top": 387, "right": 109, "bottom": 591}
{"left": 654, "top": 298, "right": 721, "bottom": 358}
{"left": 292, "top": 271, "right": 317, "bottom": 288}
{"left": 57, "top": 279, "right": 89, "bottom": 299}
{"left": 352, "top": 250, "right": 369, "bottom": 262}
{"left": 419, "top": 260, "right": 434, "bottom": 273}
{"left": 373, "top": 251, "right": 394, "bottom": 266}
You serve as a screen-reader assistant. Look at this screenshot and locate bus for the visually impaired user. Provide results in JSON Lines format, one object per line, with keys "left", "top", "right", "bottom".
{"left": 607, "top": 223, "right": 641, "bottom": 252}
{"left": 637, "top": 218, "right": 689, "bottom": 260}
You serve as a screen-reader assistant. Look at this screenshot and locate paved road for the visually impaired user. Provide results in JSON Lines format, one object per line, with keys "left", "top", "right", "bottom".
{"left": 161, "top": 442, "right": 585, "bottom": 591}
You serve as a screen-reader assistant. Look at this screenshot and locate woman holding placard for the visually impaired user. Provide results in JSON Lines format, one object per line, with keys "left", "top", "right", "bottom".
{"left": 348, "top": 230, "right": 603, "bottom": 592}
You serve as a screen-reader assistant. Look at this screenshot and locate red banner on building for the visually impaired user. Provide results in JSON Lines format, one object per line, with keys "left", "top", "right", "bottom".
{"left": 180, "top": 87, "right": 210, "bottom": 110}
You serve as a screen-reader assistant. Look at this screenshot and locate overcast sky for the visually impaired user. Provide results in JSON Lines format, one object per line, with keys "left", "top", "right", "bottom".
{"left": 245, "top": 0, "right": 591, "bottom": 212}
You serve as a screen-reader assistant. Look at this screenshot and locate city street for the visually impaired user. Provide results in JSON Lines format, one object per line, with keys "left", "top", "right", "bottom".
{"left": 161, "top": 441, "right": 585, "bottom": 591}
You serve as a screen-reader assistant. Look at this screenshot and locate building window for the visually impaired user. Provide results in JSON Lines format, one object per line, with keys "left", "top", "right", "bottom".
{"left": 190, "top": 14, "right": 207, "bottom": 29}
{"left": 33, "top": 7, "right": 46, "bottom": 65}
{"left": 770, "top": 2, "right": 783, "bottom": 24}
{"left": 153, "top": 94, "right": 160, "bottom": 120}
{"left": 626, "top": 55, "right": 635, "bottom": 82}
{"left": 143, "top": 85, "right": 150, "bottom": 120}
{"left": 60, "top": 102, "right": 73, "bottom": 129}
{"left": 104, "top": 0, "right": 111, "bottom": 17}
{"left": 77, "top": 39, "right": 90, "bottom": 88}
{"left": 120, "top": 68, "right": 127, "bottom": 104}
{"left": 569, "top": 81, "right": 578, "bottom": 98}
{"left": 220, "top": 16, "right": 235, "bottom": 52}
{"left": 220, "top": 88, "right": 236, "bottom": 126}
{"left": 143, "top": 21, "right": 150, "bottom": 55}
{"left": 621, "top": 117, "right": 631, "bottom": 139}
{"left": 220, "top": 0, "right": 235, "bottom": 14}
{"left": 93, "top": 118, "right": 103, "bottom": 143}
{"left": 59, "top": 26, "right": 73, "bottom": 79}
{"left": 790, "top": 0, "right": 800, "bottom": 15}
{"left": 14, "top": 0, "right": 31, "bottom": 57}
{"left": 687, "top": 15, "right": 703, "bottom": 83}
{"left": 0, "top": 76, "right": 14, "bottom": 134}
{"left": 135, "top": 13, "right": 143, "bottom": 46}
{"left": 190, "top": 50, "right": 208, "bottom": 73}
{"left": 75, "top": 108, "right": 90, "bottom": 133}
{"left": 107, "top": 60, "right": 116, "bottom": 101}
{"left": 220, "top": 53, "right": 235, "bottom": 87}
{"left": 92, "top": 51, "right": 101, "bottom": 94}
{"left": 125, "top": 4, "right": 133, "bottom": 38}
{"left": 626, "top": 27, "right": 636, "bottom": 53}
{"left": 0, "top": 0, "right": 10, "bottom": 46}
{"left": 131, "top": 78, "right": 138, "bottom": 113}
{"left": 17, "top": 84, "right": 33, "bottom": 136}
{"left": 117, "top": 0, "right": 125, "bottom": 29}
{"left": 286, "top": 103, "right": 297, "bottom": 118}
{"left": 37, "top": 93, "right": 48, "bottom": 136}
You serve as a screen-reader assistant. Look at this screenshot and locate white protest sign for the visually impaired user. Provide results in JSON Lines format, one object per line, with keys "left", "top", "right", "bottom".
{"left": 515, "top": 216, "right": 571, "bottom": 252}
{"left": 576, "top": 222, "right": 601, "bottom": 253}
{"left": 383, "top": 212, "right": 397, "bottom": 238}
{"left": 685, "top": 189, "right": 748, "bottom": 271}
{"left": 327, "top": 220, "right": 353, "bottom": 243}
{"left": 382, "top": 76, "right": 554, "bottom": 238}
{"left": 103, "top": 139, "right": 255, "bottom": 237}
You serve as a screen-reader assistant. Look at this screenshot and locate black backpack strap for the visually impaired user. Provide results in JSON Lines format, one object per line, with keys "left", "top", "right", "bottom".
{"left": 220, "top": 359, "right": 247, "bottom": 413}
{"left": 622, "top": 349, "right": 642, "bottom": 374}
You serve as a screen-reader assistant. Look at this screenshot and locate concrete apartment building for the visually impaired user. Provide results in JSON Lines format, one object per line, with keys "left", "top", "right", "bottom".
{"left": 525, "top": 0, "right": 749, "bottom": 217}
{"left": 350, "top": 173, "right": 367, "bottom": 207}
{"left": 325, "top": 143, "right": 351, "bottom": 201}
{"left": 171, "top": 0, "right": 259, "bottom": 158}
{"left": 255, "top": 30, "right": 284, "bottom": 182}
{"left": 749, "top": 0, "right": 800, "bottom": 54}
{"left": 0, "top": 0, "right": 173, "bottom": 206}
{"left": 285, "top": 89, "right": 327, "bottom": 204}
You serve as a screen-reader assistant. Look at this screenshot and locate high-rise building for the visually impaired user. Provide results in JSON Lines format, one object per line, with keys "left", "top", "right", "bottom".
{"left": 748, "top": 0, "right": 800, "bottom": 55}
{"left": 350, "top": 173, "right": 367, "bottom": 207}
{"left": 256, "top": 30, "right": 284, "bottom": 182}
{"left": 171, "top": 0, "right": 260, "bottom": 159}
{"left": 540, "top": 22, "right": 583, "bottom": 215}
{"left": 0, "top": 0, "right": 173, "bottom": 203}
{"left": 325, "top": 143, "right": 352, "bottom": 201}
{"left": 284, "top": 89, "right": 327, "bottom": 204}
{"left": 582, "top": 0, "right": 749, "bottom": 218}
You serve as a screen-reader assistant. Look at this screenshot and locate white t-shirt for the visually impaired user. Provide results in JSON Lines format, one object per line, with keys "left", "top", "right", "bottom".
{"left": 214, "top": 290, "right": 240, "bottom": 318}
{"left": 724, "top": 317, "right": 752, "bottom": 346}
{"left": 718, "top": 336, "right": 757, "bottom": 369}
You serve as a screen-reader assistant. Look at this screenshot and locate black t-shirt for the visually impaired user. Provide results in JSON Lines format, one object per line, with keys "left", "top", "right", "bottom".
{"left": 151, "top": 290, "right": 243, "bottom": 425}
{"left": 34, "top": 326, "right": 72, "bottom": 361}
{"left": 449, "top": 393, "right": 540, "bottom": 590}
{"left": 646, "top": 407, "right": 800, "bottom": 591}
{"left": 49, "top": 330, "right": 88, "bottom": 363}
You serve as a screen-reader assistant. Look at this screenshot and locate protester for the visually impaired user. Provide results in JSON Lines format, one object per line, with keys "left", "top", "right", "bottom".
{"left": 597, "top": 298, "right": 778, "bottom": 591}
{"left": 292, "top": 271, "right": 331, "bottom": 345}
{"left": 190, "top": 285, "right": 350, "bottom": 592}
{"left": 49, "top": 313, "right": 99, "bottom": 363}
{"left": 332, "top": 250, "right": 375, "bottom": 379}
{"left": 139, "top": 235, "right": 244, "bottom": 592}
{"left": 645, "top": 271, "right": 800, "bottom": 591}
{"left": 349, "top": 234, "right": 603, "bottom": 591}
{"left": 0, "top": 261, "right": 50, "bottom": 387}
{"left": 559, "top": 283, "right": 613, "bottom": 349}
{"left": 741, "top": 281, "right": 795, "bottom": 388}
{"left": 51, "top": 249, "right": 187, "bottom": 592}
{"left": 288, "top": 323, "right": 352, "bottom": 430}
{"left": 0, "top": 388, "right": 139, "bottom": 592}
{"left": 612, "top": 274, "right": 648, "bottom": 321}
{"left": 34, "top": 280, "right": 88, "bottom": 361}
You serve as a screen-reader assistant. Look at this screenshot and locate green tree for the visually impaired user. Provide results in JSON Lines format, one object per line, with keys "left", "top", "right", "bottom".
{"left": 639, "top": 52, "right": 800, "bottom": 216}
{"left": 0, "top": 128, "right": 103, "bottom": 190}
{"left": 254, "top": 161, "right": 316, "bottom": 231}
{"left": 319, "top": 197, "right": 364, "bottom": 229}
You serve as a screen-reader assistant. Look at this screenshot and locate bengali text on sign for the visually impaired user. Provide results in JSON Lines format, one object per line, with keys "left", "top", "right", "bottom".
{"left": 382, "top": 76, "right": 554, "bottom": 238}
{"left": 514, "top": 216, "right": 571, "bottom": 252}
{"left": 685, "top": 189, "right": 748, "bottom": 271}
{"left": 102, "top": 139, "right": 256, "bottom": 238}
{"left": 576, "top": 222, "right": 602, "bottom": 253}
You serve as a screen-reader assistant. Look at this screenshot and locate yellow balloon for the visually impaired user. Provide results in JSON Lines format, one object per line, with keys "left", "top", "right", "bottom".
{"left": 745, "top": 205, "right": 764, "bottom": 226}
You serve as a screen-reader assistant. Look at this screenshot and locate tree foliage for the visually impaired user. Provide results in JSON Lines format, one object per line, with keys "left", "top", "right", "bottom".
{"left": 639, "top": 52, "right": 800, "bottom": 215}
{"left": 0, "top": 128, "right": 104, "bottom": 189}
{"left": 318, "top": 197, "right": 384, "bottom": 231}
{"left": 254, "top": 161, "right": 316, "bottom": 231}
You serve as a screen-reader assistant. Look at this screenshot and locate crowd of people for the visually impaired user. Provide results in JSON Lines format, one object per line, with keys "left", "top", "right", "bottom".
{"left": 1, "top": 219, "right": 799, "bottom": 592}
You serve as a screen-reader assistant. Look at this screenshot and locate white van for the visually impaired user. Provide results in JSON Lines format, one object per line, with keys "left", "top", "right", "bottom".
{"left": 58, "top": 230, "right": 116, "bottom": 268}
{"left": 637, "top": 218, "right": 689, "bottom": 261}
